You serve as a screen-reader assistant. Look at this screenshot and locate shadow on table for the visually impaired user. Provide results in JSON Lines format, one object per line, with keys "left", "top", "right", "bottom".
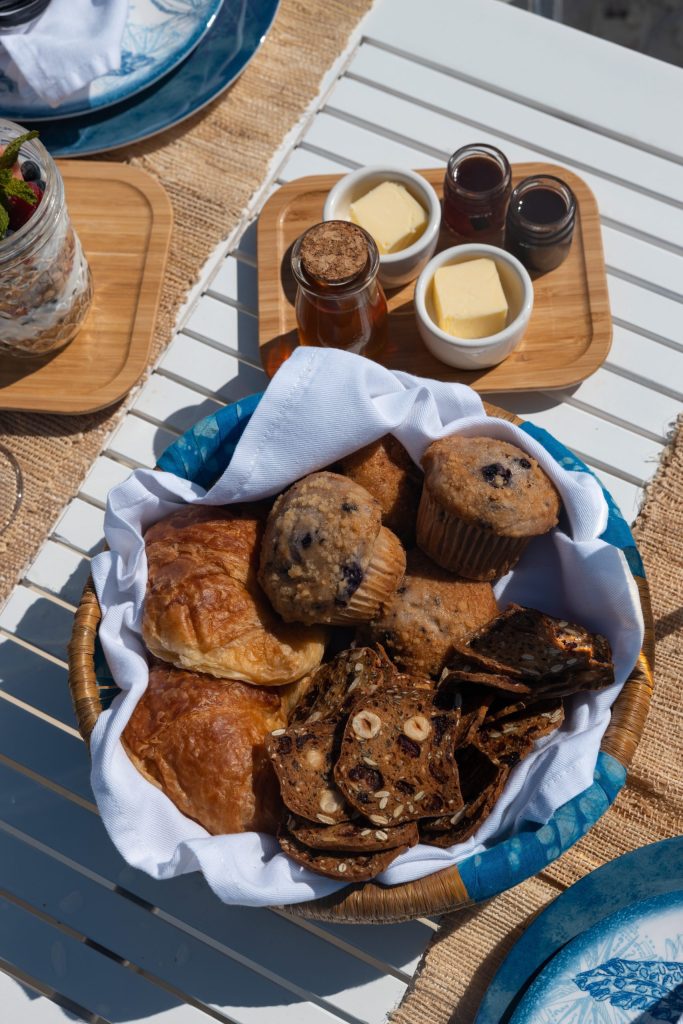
{"left": 2, "top": 601, "right": 433, "bottom": 1024}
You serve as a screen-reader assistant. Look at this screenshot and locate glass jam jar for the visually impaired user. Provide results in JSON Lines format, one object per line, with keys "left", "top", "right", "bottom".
{"left": 505, "top": 174, "right": 576, "bottom": 273}
{"left": 291, "top": 220, "right": 387, "bottom": 358}
{"left": 0, "top": 119, "right": 92, "bottom": 357}
{"left": 443, "top": 143, "right": 512, "bottom": 247}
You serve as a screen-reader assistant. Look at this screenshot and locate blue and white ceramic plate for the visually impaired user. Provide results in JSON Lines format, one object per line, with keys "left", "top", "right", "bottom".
{"left": 19, "top": 0, "right": 279, "bottom": 155}
{"left": 509, "top": 890, "right": 683, "bottom": 1024}
{"left": 0, "top": 0, "right": 225, "bottom": 121}
{"left": 476, "top": 837, "right": 683, "bottom": 1024}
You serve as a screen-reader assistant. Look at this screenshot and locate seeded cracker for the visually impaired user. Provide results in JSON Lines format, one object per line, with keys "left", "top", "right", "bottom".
{"left": 286, "top": 814, "right": 419, "bottom": 853}
{"left": 334, "top": 688, "right": 462, "bottom": 825}
{"left": 476, "top": 698, "right": 564, "bottom": 766}
{"left": 266, "top": 720, "right": 351, "bottom": 824}
{"left": 278, "top": 828, "right": 410, "bottom": 881}
{"left": 440, "top": 666, "right": 533, "bottom": 695}
{"left": 420, "top": 746, "right": 510, "bottom": 847}
{"left": 421, "top": 744, "right": 499, "bottom": 832}
{"left": 434, "top": 681, "right": 494, "bottom": 746}
{"left": 448, "top": 604, "right": 614, "bottom": 696}
{"left": 289, "top": 647, "right": 389, "bottom": 726}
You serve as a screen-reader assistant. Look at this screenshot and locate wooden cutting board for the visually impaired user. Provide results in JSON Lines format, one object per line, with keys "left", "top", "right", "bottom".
{"left": 0, "top": 161, "right": 172, "bottom": 415}
{"left": 257, "top": 163, "right": 611, "bottom": 391}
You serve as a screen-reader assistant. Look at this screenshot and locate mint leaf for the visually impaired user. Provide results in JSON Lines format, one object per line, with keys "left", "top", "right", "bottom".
{"left": 0, "top": 130, "right": 39, "bottom": 170}
{"left": 3, "top": 178, "right": 38, "bottom": 204}
{"left": 0, "top": 204, "right": 9, "bottom": 239}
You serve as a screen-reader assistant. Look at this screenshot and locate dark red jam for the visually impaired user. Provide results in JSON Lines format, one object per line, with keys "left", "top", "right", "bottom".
{"left": 442, "top": 144, "right": 512, "bottom": 247}
{"left": 505, "top": 175, "right": 576, "bottom": 273}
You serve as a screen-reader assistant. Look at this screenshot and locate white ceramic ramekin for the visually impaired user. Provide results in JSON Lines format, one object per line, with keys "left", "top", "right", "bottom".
{"left": 414, "top": 244, "right": 534, "bottom": 370}
{"left": 322, "top": 165, "right": 441, "bottom": 290}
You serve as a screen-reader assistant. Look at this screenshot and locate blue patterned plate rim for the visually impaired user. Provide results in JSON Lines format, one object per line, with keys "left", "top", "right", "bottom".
{"left": 0, "top": 0, "right": 225, "bottom": 121}
{"left": 475, "top": 837, "right": 683, "bottom": 1024}
{"left": 508, "top": 888, "right": 683, "bottom": 1024}
{"left": 21, "top": 0, "right": 280, "bottom": 157}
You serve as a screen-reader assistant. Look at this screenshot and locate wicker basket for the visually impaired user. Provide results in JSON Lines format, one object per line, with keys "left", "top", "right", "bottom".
{"left": 68, "top": 400, "right": 655, "bottom": 924}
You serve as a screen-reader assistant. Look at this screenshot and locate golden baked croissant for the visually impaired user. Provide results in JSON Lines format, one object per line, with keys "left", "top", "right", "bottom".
{"left": 142, "top": 504, "right": 327, "bottom": 686}
{"left": 123, "top": 661, "right": 286, "bottom": 835}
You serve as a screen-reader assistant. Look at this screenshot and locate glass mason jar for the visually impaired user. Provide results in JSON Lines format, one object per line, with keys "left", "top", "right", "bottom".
{"left": 0, "top": 119, "right": 92, "bottom": 357}
{"left": 505, "top": 174, "right": 577, "bottom": 273}
{"left": 291, "top": 220, "right": 387, "bottom": 359}
{"left": 442, "top": 143, "right": 512, "bottom": 247}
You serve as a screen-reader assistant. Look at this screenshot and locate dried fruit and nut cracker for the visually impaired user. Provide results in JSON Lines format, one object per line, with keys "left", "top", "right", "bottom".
{"left": 419, "top": 765, "right": 510, "bottom": 848}
{"left": 475, "top": 698, "right": 564, "bottom": 767}
{"left": 286, "top": 814, "right": 419, "bottom": 853}
{"left": 278, "top": 828, "right": 410, "bottom": 881}
{"left": 334, "top": 688, "right": 463, "bottom": 825}
{"left": 448, "top": 604, "right": 614, "bottom": 696}
{"left": 288, "top": 647, "right": 391, "bottom": 725}
{"left": 266, "top": 720, "right": 351, "bottom": 824}
{"left": 434, "top": 679, "right": 494, "bottom": 746}
{"left": 420, "top": 746, "right": 510, "bottom": 848}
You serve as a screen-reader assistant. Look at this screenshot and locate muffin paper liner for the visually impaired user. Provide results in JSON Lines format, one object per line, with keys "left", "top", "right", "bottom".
{"left": 417, "top": 488, "right": 530, "bottom": 580}
{"left": 334, "top": 526, "right": 406, "bottom": 623}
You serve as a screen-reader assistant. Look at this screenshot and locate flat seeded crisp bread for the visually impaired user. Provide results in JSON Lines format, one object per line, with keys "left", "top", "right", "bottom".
{"left": 419, "top": 766, "right": 510, "bottom": 847}
{"left": 278, "top": 828, "right": 410, "bottom": 880}
{"left": 449, "top": 604, "right": 614, "bottom": 695}
{"left": 335, "top": 688, "right": 463, "bottom": 825}
{"left": 286, "top": 814, "right": 419, "bottom": 853}
{"left": 289, "top": 647, "right": 390, "bottom": 725}
{"left": 476, "top": 698, "right": 564, "bottom": 766}
{"left": 439, "top": 666, "right": 533, "bottom": 695}
{"left": 266, "top": 720, "right": 351, "bottom": 824}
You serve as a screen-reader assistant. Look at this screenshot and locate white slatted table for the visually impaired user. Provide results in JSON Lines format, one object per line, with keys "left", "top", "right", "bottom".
{"left": 1, "top": 0, "right": 681, "bottom": 1019}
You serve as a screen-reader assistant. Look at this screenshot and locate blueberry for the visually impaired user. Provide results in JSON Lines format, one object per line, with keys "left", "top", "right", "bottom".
{"left": 341, "top": 501, "right": 358, "bottom": 513}
{"left": 21, "top": 161, "right": 40, "bottom": 182}
{"left": 481, "top": 462, "right": 512, "bottom": 488}
{"left": 38, "top": 180, "right": 46, "bottom": 192}
{"left": 341, "top": 560, "right": 363, "bottom": 594}
{"left": 516, "top": 457, "right": 532, "bottom": 469}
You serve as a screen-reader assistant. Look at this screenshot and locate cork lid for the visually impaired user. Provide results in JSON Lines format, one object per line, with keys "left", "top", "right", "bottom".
{"left": 299, "top": 221, "right": 369, "bottom": 284}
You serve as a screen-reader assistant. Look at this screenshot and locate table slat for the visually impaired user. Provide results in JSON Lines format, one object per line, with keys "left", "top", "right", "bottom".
{"left": 362, "top": 0, "right": 683, "bottom": 160}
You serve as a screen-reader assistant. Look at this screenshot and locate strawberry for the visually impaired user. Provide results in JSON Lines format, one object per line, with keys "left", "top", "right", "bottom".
{"left": 7, "top": 180, "right": 42, "bottom": 230}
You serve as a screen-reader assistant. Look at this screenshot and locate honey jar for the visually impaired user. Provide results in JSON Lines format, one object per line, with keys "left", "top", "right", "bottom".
{"left": 291, "top": 220, "right": 388, "bottom": 358}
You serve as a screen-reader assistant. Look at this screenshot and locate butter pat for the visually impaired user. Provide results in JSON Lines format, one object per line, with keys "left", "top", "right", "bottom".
{"left": 433, "top": 259, "right": 508, "bottom": 339}
{"left": 349, "top": 181, "right": 428, "bottom": 255}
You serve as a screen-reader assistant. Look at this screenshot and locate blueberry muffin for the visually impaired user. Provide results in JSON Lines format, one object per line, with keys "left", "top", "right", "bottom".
{"left": 417, "top": 436, "right": 560, "bottom": 580}
{"left": 258, "top": 472, "right": 406, "bottom": 625}
{"left": 357, "top": 549, "right": 498, "bottom": 677}
{"left": 338, "top": 435, "right": 422, "bottom": 545}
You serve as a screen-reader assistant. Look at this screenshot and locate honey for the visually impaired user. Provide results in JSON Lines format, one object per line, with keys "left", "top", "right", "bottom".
{"left": 291, "top": 221, "right": 388, "bottom": 358}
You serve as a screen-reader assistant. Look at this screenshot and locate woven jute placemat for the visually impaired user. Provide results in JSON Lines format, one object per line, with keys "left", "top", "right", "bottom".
{"left": 0, "top": 0, "right": 373, "bottom": 604}
{"left": 391, "top": 416, "right": 683, "bottom": 1024}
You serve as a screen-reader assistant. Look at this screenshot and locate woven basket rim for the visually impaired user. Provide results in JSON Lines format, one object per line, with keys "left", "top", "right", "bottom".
{"left": 67, "top": 401, "right": 655, "bottom": 923}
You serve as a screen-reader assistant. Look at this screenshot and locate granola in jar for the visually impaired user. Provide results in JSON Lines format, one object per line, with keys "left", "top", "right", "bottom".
{"left": 0, "top": 120, "right": 92, "bottom": 357}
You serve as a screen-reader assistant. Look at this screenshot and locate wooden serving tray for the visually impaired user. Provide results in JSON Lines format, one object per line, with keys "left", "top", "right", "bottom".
{"left": 257, "top": 164, "right": 611, "bottom": 391}
{"left": 0, "top": 162, "right": 172, "bottom": 415}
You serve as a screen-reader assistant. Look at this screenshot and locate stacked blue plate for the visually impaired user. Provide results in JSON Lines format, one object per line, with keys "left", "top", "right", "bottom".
{"left": 0, "top": 0, "right": 280, "bottom": 156}
{"left": 476, "top": 836, "right": 683, "bottom": 1024}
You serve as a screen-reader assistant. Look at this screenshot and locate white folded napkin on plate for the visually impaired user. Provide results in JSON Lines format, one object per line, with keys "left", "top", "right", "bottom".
{"left": 90, "top": 348, "right": 644, "bottom": 907}
{"left": 0, "top": 0, "right": 128, "bottom": 107}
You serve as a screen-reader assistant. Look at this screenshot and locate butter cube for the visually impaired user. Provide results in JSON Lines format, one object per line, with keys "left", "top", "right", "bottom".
{"left": 349, "top": 181, "right": 428, "bottom": 255}
{"left": 433, "top": 259, "right": 508, "bottom": 339}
